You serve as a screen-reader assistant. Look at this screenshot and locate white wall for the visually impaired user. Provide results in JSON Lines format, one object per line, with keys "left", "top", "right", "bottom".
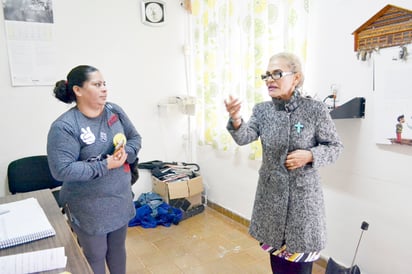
{"left": 0, "top": 0, "right": 192, "bottom": 196}
{"left": 1, "top": 1, "right": 412, "bottom": 273}
{"left": 197, "top": 1, "right": 412, "bottom": 274}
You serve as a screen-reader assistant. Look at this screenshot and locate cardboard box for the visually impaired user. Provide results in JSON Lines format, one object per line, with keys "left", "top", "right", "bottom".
{"left": 152, "top": 175, "right": 204, "bottom": 209}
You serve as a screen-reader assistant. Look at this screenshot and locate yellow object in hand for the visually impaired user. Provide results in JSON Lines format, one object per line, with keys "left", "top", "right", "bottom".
{"left": 113, "top": 133, "right": 126, "bottom": 150}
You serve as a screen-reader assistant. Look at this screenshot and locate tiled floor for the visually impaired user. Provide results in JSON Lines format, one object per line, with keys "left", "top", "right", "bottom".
{"left": 125, "top": 207, "right": 325, "bottom": 274}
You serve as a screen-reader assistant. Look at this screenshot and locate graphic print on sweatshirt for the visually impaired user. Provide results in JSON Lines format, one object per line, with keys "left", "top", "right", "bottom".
{"left": 80, "top": 126, "right": 109, "bottom": 145}
{"left": 80, "top": 126, "right": 96, "bottom": 145}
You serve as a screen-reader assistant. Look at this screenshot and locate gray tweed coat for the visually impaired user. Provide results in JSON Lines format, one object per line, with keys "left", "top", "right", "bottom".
{"left": 227, "top": 91, "right": 343, "bottom": 253}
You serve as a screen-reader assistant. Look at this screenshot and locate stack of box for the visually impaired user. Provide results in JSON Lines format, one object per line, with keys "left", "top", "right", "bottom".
{"left": 152, "top": 174, "right": 205, "bottom": 220}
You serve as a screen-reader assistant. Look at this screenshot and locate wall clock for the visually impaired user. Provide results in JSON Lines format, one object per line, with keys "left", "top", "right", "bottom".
{"left": 141, "top": 0, "right": 166, "bottom": 26}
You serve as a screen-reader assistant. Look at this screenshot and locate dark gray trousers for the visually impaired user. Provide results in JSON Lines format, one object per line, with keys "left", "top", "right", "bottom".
{"left": 270, "top": 254, "right": 313, "bottom": 274}
{"left": 73, "top": 224, "right": 128, "bottom": 274}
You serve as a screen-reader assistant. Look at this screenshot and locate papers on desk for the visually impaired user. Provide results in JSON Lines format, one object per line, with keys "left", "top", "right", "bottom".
{"left": 0, "top": 246, "right": 67, "bottom": 274}
{"left": 0, "top": 197, "right": 56, "bottom": 249}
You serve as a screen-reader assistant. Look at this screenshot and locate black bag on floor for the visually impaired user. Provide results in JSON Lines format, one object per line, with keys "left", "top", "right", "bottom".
{"left": 325, "top": 221, "right": 369, "bottom": 274}
{"left": 138, "top": 160, "right": 200, "bottom": 180}
{"left": 325, "top": 258, "right": 360, "bottom": 274}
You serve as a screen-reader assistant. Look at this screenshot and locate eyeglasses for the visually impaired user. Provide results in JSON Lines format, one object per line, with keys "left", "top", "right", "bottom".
{"left": 261, "top": 70, "right": 295, "bottom": 81}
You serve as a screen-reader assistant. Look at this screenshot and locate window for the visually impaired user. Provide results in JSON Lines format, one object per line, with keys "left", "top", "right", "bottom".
{"left": 191, "top": 0, "right": 310, "bottom": 159}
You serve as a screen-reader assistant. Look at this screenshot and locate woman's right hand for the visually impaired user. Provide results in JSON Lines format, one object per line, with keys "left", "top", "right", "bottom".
{"left": 107, "top": 147, "right": 128, "bottom": 170}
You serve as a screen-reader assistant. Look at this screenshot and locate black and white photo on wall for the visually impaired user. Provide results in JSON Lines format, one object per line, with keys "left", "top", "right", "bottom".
{"left": 3, "top": 0, "right": 53, "bottom": 23}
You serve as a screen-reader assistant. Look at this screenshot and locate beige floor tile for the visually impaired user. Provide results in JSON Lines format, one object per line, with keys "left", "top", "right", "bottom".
{"left": 172, "top": 253, "right": 203, "bottom": 269}
{"left": 138, "top": 250, "right": 175, "bottom": 268}
{"left": 146, "top": 262, "right": 183, "bottom": 274}
{"left": 125, "top": 207, "right": 325, "bottom": 274}
{"left": 240, "top": 257, "right": 272, "bottom": 274}
{"left": 225, "top": 250, "right": 261, "bottom": 266}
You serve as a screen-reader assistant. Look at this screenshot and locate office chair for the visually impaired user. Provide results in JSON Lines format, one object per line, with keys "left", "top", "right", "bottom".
{"left": 7, "top": 155, "right": 63, "bottom": 208}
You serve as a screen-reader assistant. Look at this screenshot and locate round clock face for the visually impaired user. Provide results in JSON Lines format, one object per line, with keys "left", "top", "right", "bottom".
{"left": 145, "top": 3, "right": 164, "bottom": 23}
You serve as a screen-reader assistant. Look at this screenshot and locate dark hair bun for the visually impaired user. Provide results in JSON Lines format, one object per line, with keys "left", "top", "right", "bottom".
{"left": 53, "top": 80, "right": 75, "bottom": 103}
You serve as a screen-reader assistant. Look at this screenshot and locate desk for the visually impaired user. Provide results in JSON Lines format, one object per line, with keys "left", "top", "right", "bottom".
{"left": 0, "top": 189, "right": 93, "bottom": 274}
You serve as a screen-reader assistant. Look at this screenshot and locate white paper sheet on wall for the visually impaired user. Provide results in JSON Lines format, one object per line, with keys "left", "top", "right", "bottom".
{"left": 2, "top": 0, "right": 56, "bottom": 86}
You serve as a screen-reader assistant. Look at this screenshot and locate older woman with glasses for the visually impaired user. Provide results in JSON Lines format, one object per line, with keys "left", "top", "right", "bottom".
{"left": 225, "top": 52, "right": 343, "bottom": 274}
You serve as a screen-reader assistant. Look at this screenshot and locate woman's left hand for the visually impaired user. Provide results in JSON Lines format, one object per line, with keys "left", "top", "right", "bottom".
{"left": 285, "top": 149, "right": 313, "bottom": 170}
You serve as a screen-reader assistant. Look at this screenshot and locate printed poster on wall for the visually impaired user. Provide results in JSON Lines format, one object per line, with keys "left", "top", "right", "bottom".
{"left": 374, "top": 47, "right": 412, "bottom": 146}
{"left": 2, "top": 0, "right": 56, "bottom": 86}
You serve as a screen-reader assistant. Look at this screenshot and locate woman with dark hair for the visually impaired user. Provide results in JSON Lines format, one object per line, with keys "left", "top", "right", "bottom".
{"left": 47, "top": 65, "right": 141, "bottom": 274}
{"left": 225, "top": 52, "right": 343, "bottom": 274}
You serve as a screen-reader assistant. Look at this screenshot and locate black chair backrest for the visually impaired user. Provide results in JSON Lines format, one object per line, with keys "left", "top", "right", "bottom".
{"left": 7, "top": 155, "right": 62, "bottom": 194}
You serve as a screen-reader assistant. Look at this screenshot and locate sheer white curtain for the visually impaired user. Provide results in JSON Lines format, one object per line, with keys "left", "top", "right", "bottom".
{"left": 190, "top": 0, "right": 310, "bottom": 159}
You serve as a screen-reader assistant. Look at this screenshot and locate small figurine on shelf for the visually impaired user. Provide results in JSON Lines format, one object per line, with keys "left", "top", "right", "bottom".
{"left": 396, "top": 114, "right": 405, "bottom": 143}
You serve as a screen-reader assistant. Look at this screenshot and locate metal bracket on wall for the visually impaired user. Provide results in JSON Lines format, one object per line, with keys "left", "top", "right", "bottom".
{"left": 330, "top": 97, "right": 366, "bottom": 119}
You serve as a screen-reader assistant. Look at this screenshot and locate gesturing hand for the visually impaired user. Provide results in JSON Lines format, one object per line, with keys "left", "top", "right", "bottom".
{"left": 224, "top": 95, "right": 242, "bottom": 128}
